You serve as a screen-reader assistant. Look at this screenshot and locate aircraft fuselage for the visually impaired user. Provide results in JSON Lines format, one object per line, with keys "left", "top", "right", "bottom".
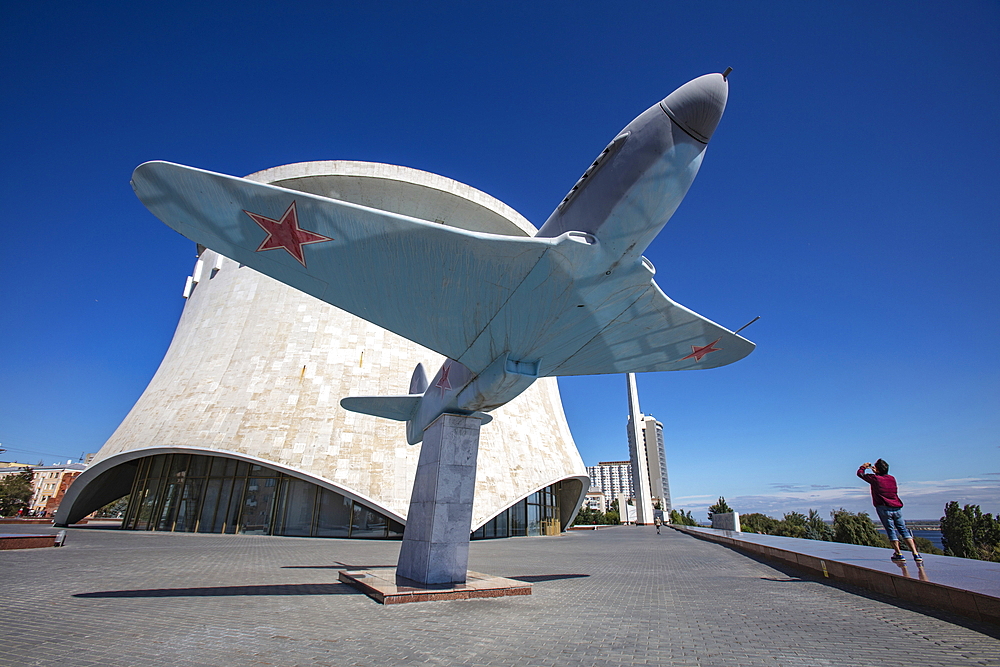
{"left": 398, "top": 74, "right": 730, "bottom": 442}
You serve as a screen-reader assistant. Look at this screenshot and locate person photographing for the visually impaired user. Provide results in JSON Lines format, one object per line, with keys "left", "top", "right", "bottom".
{"left": 857, "top": 459, "right": 922, "bottom": 562}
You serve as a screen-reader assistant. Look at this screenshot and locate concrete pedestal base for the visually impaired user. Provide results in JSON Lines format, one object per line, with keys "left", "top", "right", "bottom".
{"left": 396, "top": 413, "right": 481, "bottom": 585}
{"left": 339, "top": 568, "right": 531, "bottom": 604}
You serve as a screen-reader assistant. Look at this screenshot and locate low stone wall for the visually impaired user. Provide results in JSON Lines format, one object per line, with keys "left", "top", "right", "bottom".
{"left": 0, "top": 534, "right": 56, "bottom": 550}
{"left": 671, "top": 525, "right": 1000, "bottom": 626}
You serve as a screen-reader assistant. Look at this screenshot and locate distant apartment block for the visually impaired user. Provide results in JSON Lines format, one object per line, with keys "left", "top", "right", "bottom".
{"left": 587, "top": 461, "right": 634, "bottom": 508}
{"left": 583, "top": 488, "right": 607, "bottom": 513}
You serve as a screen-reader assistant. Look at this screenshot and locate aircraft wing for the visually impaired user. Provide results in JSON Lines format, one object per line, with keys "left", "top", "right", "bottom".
{"left": 545, "top": 281, "right": 755, "bottom": 376}
{"left": 132, "top": 161, "right": 551, "bottom": 369}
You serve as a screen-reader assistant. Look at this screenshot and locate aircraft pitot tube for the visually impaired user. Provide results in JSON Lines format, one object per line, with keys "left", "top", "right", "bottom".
{"left": 131, "top": 71, "right": 754, "bottom": 444}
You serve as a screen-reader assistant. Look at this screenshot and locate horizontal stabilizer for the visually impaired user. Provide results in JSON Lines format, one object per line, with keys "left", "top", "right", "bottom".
{"left": 341, "top": 395, "right": 421, "bottom": 422}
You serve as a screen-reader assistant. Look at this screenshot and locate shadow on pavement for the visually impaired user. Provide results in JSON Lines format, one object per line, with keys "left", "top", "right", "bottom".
{"left": 509, "top": 574, "right": 589, "bottom": 583}
{"left": 74, "top": 583, "right": 356, "bottom": 598}
{"left": 281, "top": 562, "right": 396, "bottom": 569}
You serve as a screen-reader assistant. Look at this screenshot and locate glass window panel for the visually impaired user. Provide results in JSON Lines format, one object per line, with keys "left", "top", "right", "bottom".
{"left": 198, "top": 478, "right": 223, "bottom": 533}
{"left": 222, "top": 478, "right": 243, "bottom": 534}
{"left": 148, "top": 455, "right": 166, "bottom": 479}
{"left": 156, "top": 480, "right": 182, "bottom": 531}
{"left": 279, "top": 478, "right": 316, "bottom": 537}
{"left": 174, "top": 476, "right": 204, "bottom": 532}
{"left": 214, "top": 457, "right": 238, "bottom": 477}
{"left": 527, "top": 503, "right": 541, "bottom": 536}
{"left": 135, "top": 456, "right": 151, "bottom": 481}
{"left": 510, "top": 500, "right": 526, "bottom": 537}
{"left": 122, "top": 490, "right": 139, "bottom": 529}
{"left": 132, "top": 486, "right": 156, "bottom": 531}
{"left": 351, "top": 503, "right": 387, "bottom": 539}
{"left": 168, "top": 454, "right": 189, "bottom": 478}
{"left": 495, "top": 509, "right": 509, "bottom": 538}
{"left": 187, "top": 455, "right": 209, "bottom": 477}
{"left": 472, "top": 525, "right": 485, "bottom": 540}
{"left": 123, "top": 463, "right": 147, "bottom": 528}
{"left": 387, "top": 519, "right": 404, "bottom": 539}
{"left": 315, "top": 489, "right": 351, "bottom": 537}
{"left": 240, "top": 477, "right": 277, "bottom": 534}
{"left": 140, "top": 476, "right": 168, "bottom": 531}
{"left": 234, "top": 461, "right": 249, "bottom": 477}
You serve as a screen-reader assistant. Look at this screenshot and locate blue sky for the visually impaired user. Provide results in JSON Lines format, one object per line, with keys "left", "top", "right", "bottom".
{"left": 2, "top": 2, "right": 997, "bottom": 520}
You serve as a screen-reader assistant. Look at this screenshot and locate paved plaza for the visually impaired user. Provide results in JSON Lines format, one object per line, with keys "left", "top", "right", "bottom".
{"left": 1, "top": 524, "right": 998, "bottom": 666}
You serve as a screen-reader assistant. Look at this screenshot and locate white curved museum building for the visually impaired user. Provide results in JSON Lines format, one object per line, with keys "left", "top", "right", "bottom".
{"left": 56, "top": 161, "right": 590, "bottom": 539}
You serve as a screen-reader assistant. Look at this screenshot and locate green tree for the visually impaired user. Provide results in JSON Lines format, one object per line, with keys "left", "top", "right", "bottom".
{"left": 941, "top": 502, "right": 1000, "bottom": 561}
{"left": 941, "top": 501, "right": 977, "bottom": 558}
{"left": 774, "top": 511, "right": 807, "bottom": 538}
{"left": 739, "top": 512, "right": 778, "bottom": 534}
{"left": 669, "top": 508, "right": 697, "bottom": 526}
{"left": 573, "top": 506, "right": 603, "bottom": 525}
{"left": 831, "top": 508, "right": 889, "bottom": 548}
{"left": 706, "top": 497, "right": 733, "bottom": 521}
{"left": 968, "top": 505, "right": 1000, "bottom": 562}
{"left": 804, "top": 509, "right": 834, "bottom": 541}
{"left": 0, "top": 468, "right": 34, "bottom": 516}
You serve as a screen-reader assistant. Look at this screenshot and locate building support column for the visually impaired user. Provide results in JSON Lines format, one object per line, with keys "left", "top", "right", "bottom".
{"left": 396, "top": 413, "right": 481, "bottom": 585}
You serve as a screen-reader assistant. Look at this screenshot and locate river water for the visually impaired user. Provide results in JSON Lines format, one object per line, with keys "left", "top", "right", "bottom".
{"left": 877, "top": 528, "right": 944, "bottom": 550}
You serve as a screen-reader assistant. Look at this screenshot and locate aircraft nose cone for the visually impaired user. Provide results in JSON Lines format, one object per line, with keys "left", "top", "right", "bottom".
{"left": 659, "top": 72, "right": 729, "bottom": 143}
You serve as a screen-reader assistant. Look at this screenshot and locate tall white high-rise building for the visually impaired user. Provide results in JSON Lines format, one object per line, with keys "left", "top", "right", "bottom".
{"left": 633, "top": 415, "right": 670, "bottom": 511}
{"left": 586, "top": 461, "right": 634, "bottom": 507}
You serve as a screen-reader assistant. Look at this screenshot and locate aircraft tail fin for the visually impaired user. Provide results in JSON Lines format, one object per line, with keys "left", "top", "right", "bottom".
{"left": 340, "top": 395, "right": 421, "bottom": 422}
{"left": 408, "top": 363, "right": 428, "bottom": 394}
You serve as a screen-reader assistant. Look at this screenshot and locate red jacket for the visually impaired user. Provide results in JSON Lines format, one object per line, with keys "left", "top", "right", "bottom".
{"left": 857, "top": 466, "right": 903, "bottom": 508}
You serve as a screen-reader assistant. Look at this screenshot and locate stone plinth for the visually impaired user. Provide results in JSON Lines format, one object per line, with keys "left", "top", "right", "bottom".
{"left": 710, "top": 511, "right": 741, "bottom": 531}
{"left": 339, "top": 568, "right": 531, "bottom": 604}
{"left": 396, "top": 413, "right": 480, "bottom": 585}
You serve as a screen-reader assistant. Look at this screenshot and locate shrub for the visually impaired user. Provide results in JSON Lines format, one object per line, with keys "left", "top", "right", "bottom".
{"left": 669, "top": 509, "right": 698, "bottom": 526}
{"left": 739, "top": 513, "right": 778, "bottom": 534}
{"left": 941, "top": 502, "right": 1000, "bottom": 561}
{"left": 832, "top": 508, "right": 890, "bottom": 548}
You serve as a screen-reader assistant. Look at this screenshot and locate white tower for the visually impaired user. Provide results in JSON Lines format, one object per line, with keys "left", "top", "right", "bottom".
{"left": 626, "top": 373, "right": 655, "bottom": 525}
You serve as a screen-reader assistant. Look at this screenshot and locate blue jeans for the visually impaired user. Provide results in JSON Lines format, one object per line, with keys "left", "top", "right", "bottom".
{"left": 875, "top": 506, "right": 911, "bottom": 542}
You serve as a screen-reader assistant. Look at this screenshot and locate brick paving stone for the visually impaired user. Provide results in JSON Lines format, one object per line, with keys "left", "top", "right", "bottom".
{"left": 0, "top": 524, "right": 998, "bottom": 666}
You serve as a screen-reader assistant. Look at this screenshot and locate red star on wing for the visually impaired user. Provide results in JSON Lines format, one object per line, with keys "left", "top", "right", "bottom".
{"left": 435, "top": 363, "right": 453, "bottom": 395}
{"left": 682, "top": 338, "right": 722, "bottom": 362}
{"left": 243, "top": 201, "right": 332, "bottom": 267}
